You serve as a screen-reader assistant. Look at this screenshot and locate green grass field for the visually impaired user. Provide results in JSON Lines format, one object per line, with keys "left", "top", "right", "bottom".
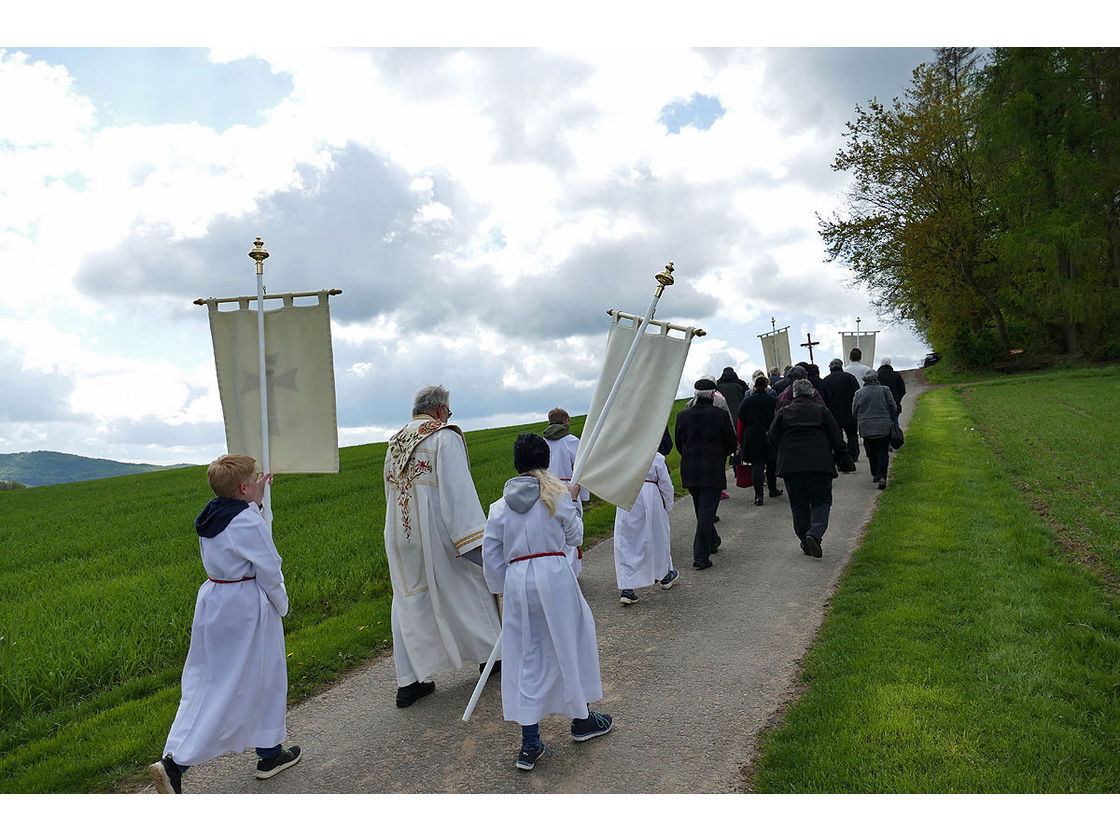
{"left": 750, "top": 366, "right": 1120, "bottom": 792}
{"left": 0, "top": 405, "right": 688, "bottom": 793}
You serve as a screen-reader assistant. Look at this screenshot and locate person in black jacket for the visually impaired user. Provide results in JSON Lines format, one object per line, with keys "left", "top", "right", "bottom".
{"left": 876, "top": 357, "right": 907, "bottom": 445}
{"left": 715, "top": 367, "right": 748, "bottom": 424}
{"left": 820, "top": 358, "right": 861, "bottom": 463}
{"left": 737, "top": 375, "right": 783, "bottom": 506}
{"left": 767, "top": 379, "right": 856, "bottom": 558}
{"left": 674, "top": 378, "right": 737, "bottom": 570}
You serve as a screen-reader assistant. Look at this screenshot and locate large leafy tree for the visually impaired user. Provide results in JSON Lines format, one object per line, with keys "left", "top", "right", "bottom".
{"left": 979, "top": 48, "right": 1120, "bottom": 357}
{"left": 819, "top": 49, "right": 1010, "bottom": 362}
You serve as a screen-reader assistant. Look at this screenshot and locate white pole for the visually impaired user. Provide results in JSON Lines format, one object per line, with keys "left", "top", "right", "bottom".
{"left": 463, "top": 262, "right": 677, "bottom": 722}
{"left": 250, "top": 238, "right": 273, "bottom": 528}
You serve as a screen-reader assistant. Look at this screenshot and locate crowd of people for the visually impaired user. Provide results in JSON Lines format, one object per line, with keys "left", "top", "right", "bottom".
{"left": 149, "top": 354, "right": 907, "bottom": 790}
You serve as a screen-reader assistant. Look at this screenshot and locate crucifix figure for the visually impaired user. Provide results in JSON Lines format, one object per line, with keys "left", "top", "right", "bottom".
{"left": 801, "top": 333, "right": 820, "bottom": 364}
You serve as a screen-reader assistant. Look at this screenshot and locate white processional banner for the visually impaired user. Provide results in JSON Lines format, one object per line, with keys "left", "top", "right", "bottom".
{"left": 840, "top": 332, "right": 877, "bottom": 367}
{"left": 574, "top": 317, "right": 692, "bottom": 511}
{"left": 759, "top": 328, "right": 792, "bottom": 373}
{"left": 207, "top": 292, "right": 339, "bottom": 473}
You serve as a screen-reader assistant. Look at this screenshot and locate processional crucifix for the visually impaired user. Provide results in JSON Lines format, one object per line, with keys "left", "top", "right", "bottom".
{"left": 801, "top": 333, "right": 820, "bottom": 364}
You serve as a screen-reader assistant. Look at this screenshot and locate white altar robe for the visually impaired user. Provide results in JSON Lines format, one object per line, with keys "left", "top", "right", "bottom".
{"left": 384, "top": 417, "right": 501, "bottom": 686}
{"left": 482, "top": 480, "right": 603, "bottom": 725}
{"left": 164, "top": 505, "right": 289, "bottom": 766}
{"left": 613, "top": 452, "right": 674, "bottom": 590}
{"left": 545, "top": 433, "right": 589, "bottom": 577}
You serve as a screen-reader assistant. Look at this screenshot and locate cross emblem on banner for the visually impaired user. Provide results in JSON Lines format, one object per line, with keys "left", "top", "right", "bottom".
{"left": 800, "top": 333, "right": 820, "bottom": 364}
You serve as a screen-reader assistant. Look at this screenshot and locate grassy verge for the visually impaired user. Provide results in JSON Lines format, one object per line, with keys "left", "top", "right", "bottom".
{"left": 0, "top": 402, "right": 688, "bottom": 792}
{"left": 749, "top": 378, "right": 1120, "bottom": 792}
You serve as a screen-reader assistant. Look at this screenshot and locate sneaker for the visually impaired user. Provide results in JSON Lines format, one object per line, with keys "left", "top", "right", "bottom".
{"left": 720, "top": 490, "right": 730, "bottom": 500}
{"left": 659, "top": 568, "right": 679, "bottom": 589}
{"left": 516, "top": 741, "right": 551, "bottom": 770}
{"left": 619, "top": 589, "right": 639, "bottom": 605}
{"left": 571, "top": 710, "right": 613, "bottom": 742}
{"left": 148, "top": 756, "right": 182, "bottom": 794}
{"left": 396, "top": 680, "right": 435, "bottom": 708}
{"left": 255, "top": 745, "right": 301, "bottom": 779}
{"left": 803, "top": 534, "right": 823, "bottom": 558}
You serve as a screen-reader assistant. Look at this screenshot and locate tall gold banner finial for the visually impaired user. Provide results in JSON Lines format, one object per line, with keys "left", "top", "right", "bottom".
{"left": 249, "top": 237, "right": 269, "bottom": 275}
{"left": 654, "top": 262, "right": 675, "bottom": 297}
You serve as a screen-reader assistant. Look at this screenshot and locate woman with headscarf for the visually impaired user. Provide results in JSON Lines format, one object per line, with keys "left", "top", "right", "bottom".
{"left": 851, "top": 369, "right": 897, "bottom": 490}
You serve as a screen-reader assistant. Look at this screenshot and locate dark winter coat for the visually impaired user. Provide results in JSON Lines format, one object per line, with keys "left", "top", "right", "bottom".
{"left": 876, "top": 364, "right": 906, "bottom": 415}
{"left": 766, "top": 396, "right": 854, "bottom": 477}
{"left": 771, "top": 375, "right": 789, "bottom": 395}
{"left": 737, "top": 388, "right": 778, "bottom": 463}
{"left": 715, "top": 371, "right": 747, "bottom": 420}
{"left": 674, "top": 398, "right": 737, "bottom": 489}
{"left": 820, "top": 369, "right": 861, "bottom": 424}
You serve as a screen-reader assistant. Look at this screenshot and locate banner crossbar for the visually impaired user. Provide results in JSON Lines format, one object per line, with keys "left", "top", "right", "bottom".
{"left": 194, "top": 289, "right": 342, "bottom": 306}
{"left": 607, "top": 309, "right": 707, "bottom": 338}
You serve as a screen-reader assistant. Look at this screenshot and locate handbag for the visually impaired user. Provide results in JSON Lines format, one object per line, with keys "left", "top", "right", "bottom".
{"left": 735, "top": 462, "right": 754, "bottom": 487}
{"left": 889, "top": 423, "right": 905, "bottom": 449}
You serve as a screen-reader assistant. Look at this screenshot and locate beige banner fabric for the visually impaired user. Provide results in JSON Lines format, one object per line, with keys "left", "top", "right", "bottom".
{"left": 207, "top": 293, "right": 339, "bottom": 473}
{"left": 759, "top": 327, "right": 792, "bottom": 373}
{"left": 574, "top": 318, "right": 692, "bottom": 510}
{"left": 840, "top": 331, "right": 877, "bottom": 367}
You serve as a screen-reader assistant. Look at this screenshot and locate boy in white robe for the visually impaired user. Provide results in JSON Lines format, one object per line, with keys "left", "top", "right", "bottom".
{"left": 149, "top": 455, "right": 300, "bottom": 794}
{"left": 542, "top": 407, "right": 589, "bottom": 577}
{"left": 614, "top": 450, "right": 677, "bottom": 604}
{"left": 482, "top": 434, "right": 613, "bottom": 771}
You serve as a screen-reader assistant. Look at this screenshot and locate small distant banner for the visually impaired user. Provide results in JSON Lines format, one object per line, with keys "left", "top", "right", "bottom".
{"left": 206, "top": 292, "right": 339, "bottom": 473}
{"left": 574, "top": 314, "right": 693, "bottom": 510}
{"left": 840, "top": 331, "right": 878, "bottom": 367}
{"left": 757, "top": 326, "right": 792, "bottom": 373}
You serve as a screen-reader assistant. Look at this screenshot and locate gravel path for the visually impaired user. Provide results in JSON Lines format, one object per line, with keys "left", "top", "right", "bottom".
{"left": 162, "top": 372, "right": 926, "bottom": 794}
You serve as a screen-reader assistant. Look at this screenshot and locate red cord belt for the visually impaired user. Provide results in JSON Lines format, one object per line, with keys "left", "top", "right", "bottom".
{"left": 509, "top": 551, "right": 565, "bottom": 564}
{"left": 208, "top": 575, "right": 257, "bottom": 583}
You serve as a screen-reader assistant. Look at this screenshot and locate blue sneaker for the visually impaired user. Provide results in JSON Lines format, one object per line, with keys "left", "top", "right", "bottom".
{"left": 659, "top": 569, "right": 679, "bottom": 589}
{"left": 571, "top": 710, "right": 613, "bottom": 741}
{"left": 619, "top": 589, "right": 639, "bottom": 605}
{"left": 516, "top": 741, "right": 551, "bottom": 770}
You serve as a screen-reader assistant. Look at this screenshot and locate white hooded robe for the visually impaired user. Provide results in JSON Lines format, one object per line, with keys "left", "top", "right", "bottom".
{"left": 613, "top": 452, "right": 674, "bottom": 590}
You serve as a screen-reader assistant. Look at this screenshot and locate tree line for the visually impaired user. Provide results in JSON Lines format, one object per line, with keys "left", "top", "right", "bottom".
{"left": 820, "top": 48, "right": 1120, "bottom": 367}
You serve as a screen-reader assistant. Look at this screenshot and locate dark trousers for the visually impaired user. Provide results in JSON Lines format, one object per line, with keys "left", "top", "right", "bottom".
{"left": 864, "top": 435, "right": 890, "bottom": 480}
{"left": 752, "top": 457, "right": 778, "bottom": 498}
{"left": 689, "top": 487, "right": 722, "bottom": 562}
{"left": 839, "top": 422, "right": 859, "bottom": 461}
{"left": 783, "top": 472, "right": 833, "bottom": 543}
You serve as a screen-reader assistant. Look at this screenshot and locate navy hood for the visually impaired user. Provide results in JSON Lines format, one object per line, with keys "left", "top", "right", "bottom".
{"left": 195, "top": 498, "right": 250, "bottom": 538}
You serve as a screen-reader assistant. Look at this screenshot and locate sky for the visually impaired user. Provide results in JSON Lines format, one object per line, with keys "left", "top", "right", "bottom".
{"left": 0, "top": 5, "right": 1080, "bottom": 468}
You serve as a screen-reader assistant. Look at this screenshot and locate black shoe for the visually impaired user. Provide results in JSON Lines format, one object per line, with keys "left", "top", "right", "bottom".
{"left": 479, "top": 660, "right": 501, "bottom": 678}
{"left": 878, "top": 478, "right": 887, "bottom": 489}
{"left": 516, "top": 741, "right": 552, "bottom": 770}
{"left": 714, "top": 515, "right": 720, "bottom": 523}
{"left": 256, "top": 745, "right": 301, "bottom": 779}
{"left": 769, "top": 488, "right": 784, "bottom": 498}
{"left": 396, "top": 680, "right": 435, "bottom": 707}
{"left": 803, "top": 534, "right": 823, "bottom": 558}
{"left": 571, "top": 710, "right": 613, "bottom": 741}
{"left": 148, "top": 756, "right": 183, "bottom": 794}
{"left": 800, "top": 540, "right": 812, "bottom": 556}
{"left": 754, "top": 496, "right": 764, "bottom": 506}
{"left": 692, "top": 559, "right": 713, "bottom": 570}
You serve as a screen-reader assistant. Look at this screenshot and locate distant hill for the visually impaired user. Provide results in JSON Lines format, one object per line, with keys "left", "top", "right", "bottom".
{"left": 0, "top": 450, "right": 195, "bottom": 488}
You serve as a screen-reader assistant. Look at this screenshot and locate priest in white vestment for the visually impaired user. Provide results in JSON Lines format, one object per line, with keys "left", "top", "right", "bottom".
{"left": 482, "top": 433, "right": 612, "bottom": 771}
{"left": 542, "top": 407, "right": 589, "bottom": 577}
{"left": 383, "top": 385, "right": 502, "bottom": 708}
{"left": 613, "top": 450, "right": 677, "bottom": 604}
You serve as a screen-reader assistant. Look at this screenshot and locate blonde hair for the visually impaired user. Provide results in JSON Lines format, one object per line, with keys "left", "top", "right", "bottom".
{"left": 207, "top": 454, "right": 257, "bottom": 499}
{"left": 526, "top": 467, "right": 567, "bottom": 517}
